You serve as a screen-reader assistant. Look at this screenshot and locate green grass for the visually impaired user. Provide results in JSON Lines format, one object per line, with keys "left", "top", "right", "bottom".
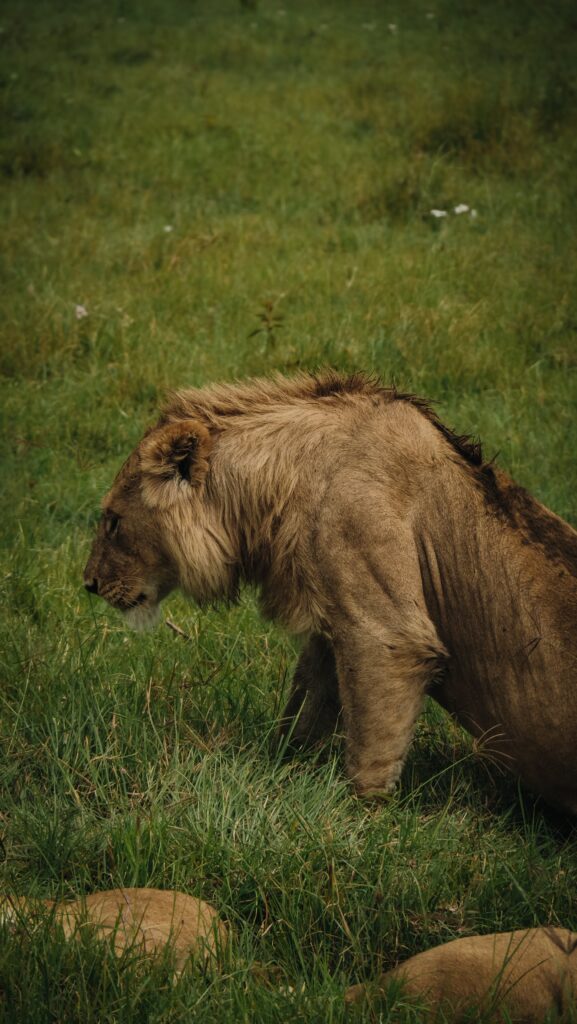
{"left": 1, "top": 0, "right": 577, "bottom": 1019}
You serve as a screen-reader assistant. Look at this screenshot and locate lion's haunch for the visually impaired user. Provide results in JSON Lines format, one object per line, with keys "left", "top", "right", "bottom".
{"left": 345, "top": 927, "right": 577, "bottom": 1022}
{"left": 1, "top": 887, "right": 227, "bottom": 972}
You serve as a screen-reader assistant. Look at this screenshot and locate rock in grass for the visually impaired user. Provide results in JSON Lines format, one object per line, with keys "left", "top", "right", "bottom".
{"left": 345, "top": 927, "right": 577, "bottom": 1021}
{"left": 1, "top": 887, "right": 227, "bottom": 973}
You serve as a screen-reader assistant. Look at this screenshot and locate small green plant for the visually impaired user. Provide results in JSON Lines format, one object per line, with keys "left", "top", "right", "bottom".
{"left": 248, "top": 297, "right": 285, "bottom": 350}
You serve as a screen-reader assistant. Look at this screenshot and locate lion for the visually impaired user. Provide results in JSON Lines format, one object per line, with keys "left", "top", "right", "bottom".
{"left": 345, "top": 926, "right": 577, "bottom": 1022}
{"left": 1, "top": 887, "right": 227, "bottom": 972}
{"left": 84, "top": 371, "right": 577, "bottom": 812}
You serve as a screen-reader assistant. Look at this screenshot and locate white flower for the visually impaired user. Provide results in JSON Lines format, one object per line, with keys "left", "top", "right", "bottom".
{"left": 75, "top": 304, "right": 89, "bottom": 319}
{"left": 388, "top": 23, "right": 398, "bottom": 33}
{"left": 470, "top": 208, "right": 478, "bottom": 219}
{"left": 163, "top": 224, "right": 174, "bottom": 233}
{"left": 430, "top": 209, "right": 448, "bottom": 218}
{"left": 454, "top": 203, "right": 469, "bottom": 215}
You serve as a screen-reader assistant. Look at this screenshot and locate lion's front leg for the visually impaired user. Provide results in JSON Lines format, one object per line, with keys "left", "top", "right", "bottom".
{"left": 334, "top": 611, "right": 447, "bottom": 798}
{"left": 278, "top": 633, "right": 341, "bottom": 749}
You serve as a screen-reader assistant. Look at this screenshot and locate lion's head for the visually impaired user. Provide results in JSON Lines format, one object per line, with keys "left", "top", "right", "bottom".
{"left": 83, "top": 417, "right": 231, "bottom": 630}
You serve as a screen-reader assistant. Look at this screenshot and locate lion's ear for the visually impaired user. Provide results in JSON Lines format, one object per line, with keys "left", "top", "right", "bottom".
{"left": 139, "top": 419, "right": 212, "bottom": 508}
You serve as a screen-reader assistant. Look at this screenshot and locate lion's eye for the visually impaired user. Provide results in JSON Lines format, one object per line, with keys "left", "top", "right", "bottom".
{"left": 106, "top": 514, "right": 120, "bottom": 538}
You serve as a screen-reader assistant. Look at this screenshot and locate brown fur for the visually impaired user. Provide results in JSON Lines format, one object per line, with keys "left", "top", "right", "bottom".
{"left": 84, "top": 371, "right": 577, "bottom": 810}
{"left": 345, "top": 927, "right": 577, "bottom": 1022}
{"left": 1, "top": 887, "right": 227, "bottom": 972}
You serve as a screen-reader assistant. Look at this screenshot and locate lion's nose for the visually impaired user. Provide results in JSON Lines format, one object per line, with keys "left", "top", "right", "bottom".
{"left": 85, "top": 578, "right": 99, "bottom": 595}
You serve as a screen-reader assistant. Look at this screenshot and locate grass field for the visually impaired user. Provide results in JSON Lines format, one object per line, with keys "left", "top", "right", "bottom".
{"left": 1, "top": 0, "right": 577, "bottom": 1019}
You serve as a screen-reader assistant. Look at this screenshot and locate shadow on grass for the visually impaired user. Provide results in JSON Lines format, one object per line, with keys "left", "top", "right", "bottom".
{"left": 269, "top": 698, "right": 577, "bottom": 847}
